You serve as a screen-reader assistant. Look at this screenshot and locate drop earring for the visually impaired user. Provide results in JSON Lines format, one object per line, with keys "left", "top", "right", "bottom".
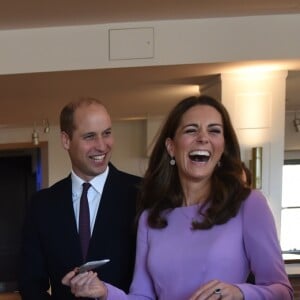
{"left": 170, "top": 157, "right": 176, "bottom": 166}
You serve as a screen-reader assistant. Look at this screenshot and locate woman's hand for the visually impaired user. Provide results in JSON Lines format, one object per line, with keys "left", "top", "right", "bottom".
{"left": 62, "top": 270, "right": 108, "bottom": 299}
{"left": 189, "top": 280, "right": 244, "bottom": 300}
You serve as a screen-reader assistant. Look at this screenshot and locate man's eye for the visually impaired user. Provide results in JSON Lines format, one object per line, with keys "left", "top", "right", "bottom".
{"left": 84, "top": 134, "right": 95, "bottom": 140}
{"left": 103, "top": 130, "right": 112, "bottom": 137}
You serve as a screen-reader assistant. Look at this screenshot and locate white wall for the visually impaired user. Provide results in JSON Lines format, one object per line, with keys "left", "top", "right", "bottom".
{"left": 1, "top": 14, "right": 300, "bottom": 75}
{"left": 221, "top": 71, "right": 287, "bottom": 236}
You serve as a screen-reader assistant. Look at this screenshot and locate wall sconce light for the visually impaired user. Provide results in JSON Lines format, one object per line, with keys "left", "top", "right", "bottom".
{"left": 250, "top": 147, "right": 263, "bottom": 189}
{"left": 294, "top": 112, "right": 300, "bottom": 132}
{"left": 31, "top": 119, "right": 50, "bottom": 145}
{"left": 43, "top": 118, "right": 50, "bottom": 133}
{"left": 32, "top": 129, "right": 39, "bottom": 146}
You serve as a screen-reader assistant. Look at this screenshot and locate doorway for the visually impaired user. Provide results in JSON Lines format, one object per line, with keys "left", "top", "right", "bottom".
{"left": 0, "top": 143, "right": 48, "bottom": 293}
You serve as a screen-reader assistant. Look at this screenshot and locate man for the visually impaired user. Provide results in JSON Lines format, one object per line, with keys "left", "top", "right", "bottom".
{"left": 19, "top": 97, "right": 141, "bottom": 299}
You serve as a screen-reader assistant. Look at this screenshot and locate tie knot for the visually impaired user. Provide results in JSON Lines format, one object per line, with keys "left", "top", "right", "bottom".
{"left": 82, "top": 182, "right": 91, "bottom": 193}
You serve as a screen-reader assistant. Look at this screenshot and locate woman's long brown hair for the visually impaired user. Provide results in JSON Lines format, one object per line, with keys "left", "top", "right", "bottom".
{"left": 138, "top": 95, "right": 251, "bottom": 230}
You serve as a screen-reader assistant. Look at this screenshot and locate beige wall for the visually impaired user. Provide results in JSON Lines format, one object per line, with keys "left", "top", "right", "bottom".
{"left": 0, "top": 293, "right": 20, "bottom": 300}
{"left": 0, "top": 119, "right": 149, "bottom": 185}
{"left": 1, "top": 111, "right": 299, "bottom": 181}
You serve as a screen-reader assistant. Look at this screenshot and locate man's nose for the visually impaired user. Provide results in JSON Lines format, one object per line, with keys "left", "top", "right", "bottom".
{"left": 94, "top": 136, "right": 106, "bottom": 149}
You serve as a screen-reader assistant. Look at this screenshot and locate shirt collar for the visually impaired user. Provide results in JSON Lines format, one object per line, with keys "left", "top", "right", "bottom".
{"left": 71, "top": 166, "right": 109, "bottom": 196}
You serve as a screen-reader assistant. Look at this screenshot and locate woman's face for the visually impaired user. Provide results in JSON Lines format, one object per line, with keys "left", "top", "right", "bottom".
{"left": 166, "top": 104, "right": 225, "bottom": 184}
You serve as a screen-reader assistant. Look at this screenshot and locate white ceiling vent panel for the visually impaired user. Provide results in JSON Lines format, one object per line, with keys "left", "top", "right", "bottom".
{"left": 109, "top": 27, "right": 154, "bottom": 60}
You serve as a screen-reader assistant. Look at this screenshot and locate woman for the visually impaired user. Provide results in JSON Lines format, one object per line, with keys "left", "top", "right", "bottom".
{"left": 62, "top": 95, "right": 293, "bottom": 299}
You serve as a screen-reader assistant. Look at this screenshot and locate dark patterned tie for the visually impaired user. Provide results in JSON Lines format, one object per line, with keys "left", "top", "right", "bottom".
{"left": 79, "top": 182, "right": 91, "bottom": 261}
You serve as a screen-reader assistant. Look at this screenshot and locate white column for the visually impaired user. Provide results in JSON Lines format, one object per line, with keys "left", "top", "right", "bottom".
{"left": 221, "top": 70, "right": 288, "bottom": 237}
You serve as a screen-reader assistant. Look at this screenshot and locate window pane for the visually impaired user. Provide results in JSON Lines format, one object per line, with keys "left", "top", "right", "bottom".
{"left": 281, "top": 208, "right": 300, "bottom": 251}
{"left": 282, "top": 164, "right": 300, "bottom": 207}
{"left": 281, "top": 162, "right": 300, "bottom": 251}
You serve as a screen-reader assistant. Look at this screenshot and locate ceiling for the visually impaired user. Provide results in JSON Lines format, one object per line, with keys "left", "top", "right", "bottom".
{"left": 1, "top": 0, "right": 300, "bottom": 128}
{"left": 1, "top": 0, "right": 300, "bottom": 30}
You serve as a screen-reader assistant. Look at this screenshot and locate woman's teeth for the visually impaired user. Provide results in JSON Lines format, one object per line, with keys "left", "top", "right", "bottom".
{"left": 189, "top": 150, "right": 210, "bottom": 162}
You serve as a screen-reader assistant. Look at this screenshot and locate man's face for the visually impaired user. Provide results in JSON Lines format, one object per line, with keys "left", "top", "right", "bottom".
{"left": 61, "top": 103, "right": 114, "bottom": 181}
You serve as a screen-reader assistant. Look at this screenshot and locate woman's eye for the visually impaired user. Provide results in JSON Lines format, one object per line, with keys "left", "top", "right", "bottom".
{"left": 209, "top": 128, "right": 222, "bottom": 134}
{"left": 185, "top": 128, "right": 197, "bottom": 134}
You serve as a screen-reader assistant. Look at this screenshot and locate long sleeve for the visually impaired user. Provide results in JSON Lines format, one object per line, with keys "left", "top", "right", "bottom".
{"left": 106, "top": 211, "right": 156, "bottom": 300}
{"left": 106, "top": 190, "right": 293, "bottom": 300}
{"left": 18, "top": 177, "right": 79, "bottom": 300}
{"left": 236, "top": 190, "right": 293, "bottom": 299}
{"left": 18, "top": 196, "right": 52, "bottom": 300}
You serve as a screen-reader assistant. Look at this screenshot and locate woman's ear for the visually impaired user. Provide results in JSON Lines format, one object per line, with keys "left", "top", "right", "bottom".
{"left": 165, "top": 137, "right": 174, "bottom": 157}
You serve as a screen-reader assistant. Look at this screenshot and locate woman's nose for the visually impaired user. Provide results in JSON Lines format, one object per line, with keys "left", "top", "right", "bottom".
{"left": 196, "top": 131, "right": 209, "bottom": 143}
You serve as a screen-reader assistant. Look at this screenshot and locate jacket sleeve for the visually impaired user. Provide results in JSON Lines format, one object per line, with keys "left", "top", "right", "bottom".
{"left": 18, "top": 194, "right": 52, "bottom": 300}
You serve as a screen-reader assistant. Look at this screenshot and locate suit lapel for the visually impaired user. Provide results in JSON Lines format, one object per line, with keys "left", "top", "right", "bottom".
{"left": 54, "top": 176, "right": 83, "bottom": 261}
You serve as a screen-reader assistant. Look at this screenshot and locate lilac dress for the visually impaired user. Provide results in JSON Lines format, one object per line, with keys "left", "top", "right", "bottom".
{"left": 105, "top": 190, "right": 293, "bottom": 300}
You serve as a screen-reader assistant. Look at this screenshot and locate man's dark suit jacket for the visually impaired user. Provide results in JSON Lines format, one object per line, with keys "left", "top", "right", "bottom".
{"left": 18, "top": 163, "right": 141, "bottom": 300}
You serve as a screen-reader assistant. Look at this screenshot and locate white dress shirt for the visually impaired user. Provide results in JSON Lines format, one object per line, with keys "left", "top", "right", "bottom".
{"left": 71, "top": 166, "right": 109, "bottom": 234}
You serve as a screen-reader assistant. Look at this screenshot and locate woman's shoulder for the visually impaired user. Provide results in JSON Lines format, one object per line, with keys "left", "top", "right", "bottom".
{"left": 242, "top": 189, "right": 272, "bottom": 216}
{"left": 246, "top": 189, "right": 267, "bottom": 202}
{"left": 138, "top": 209, "right": 150, "bottom": 226}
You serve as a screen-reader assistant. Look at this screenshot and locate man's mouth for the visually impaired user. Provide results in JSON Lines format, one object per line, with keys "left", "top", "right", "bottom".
{"left": 189, "top": 150, "right": 210, "bottom": 162}
{"left": 90, "top": 154, "right": 105, "bottom": 162}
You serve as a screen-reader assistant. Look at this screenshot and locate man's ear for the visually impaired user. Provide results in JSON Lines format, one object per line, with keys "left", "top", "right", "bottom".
{"left": 165, "top": 137, "right": 174, "bottom": 157}
{"left": 61, "top": 131, "right": 70, "bottom": 151}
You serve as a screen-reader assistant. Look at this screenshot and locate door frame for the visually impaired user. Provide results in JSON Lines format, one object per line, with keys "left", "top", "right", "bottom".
{"left": 0, "top": 141, "right": 48, "bottom": 188}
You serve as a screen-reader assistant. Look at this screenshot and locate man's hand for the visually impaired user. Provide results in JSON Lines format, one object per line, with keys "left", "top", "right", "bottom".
{"left": 62, "top": 270, "right": 108, "bottom": 299}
